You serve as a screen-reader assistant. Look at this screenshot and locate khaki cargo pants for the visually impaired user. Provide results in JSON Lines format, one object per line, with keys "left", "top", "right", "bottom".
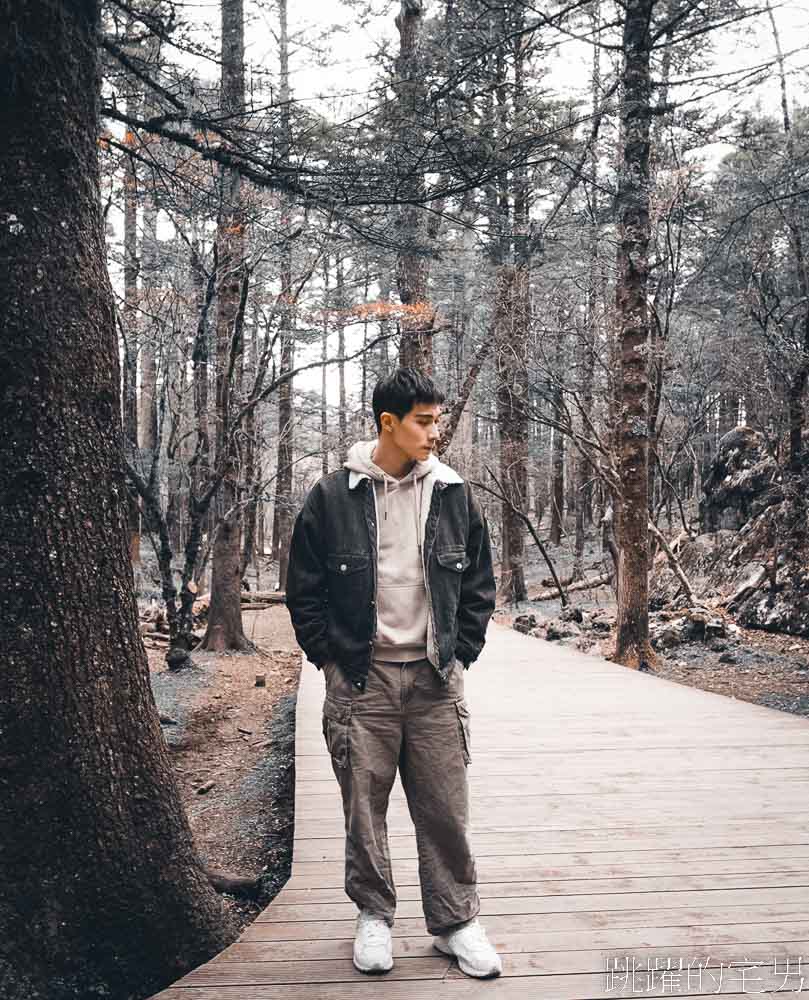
{"left": 321, "top": 657, "right": 479, "bottom": 935}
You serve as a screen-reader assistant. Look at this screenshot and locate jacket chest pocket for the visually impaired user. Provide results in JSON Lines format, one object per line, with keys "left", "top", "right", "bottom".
{"left": 327, "top": 553, "right": 370, "bottom": 577}
{"left": 436, "top": 549, "right": 470, "bottom": 574}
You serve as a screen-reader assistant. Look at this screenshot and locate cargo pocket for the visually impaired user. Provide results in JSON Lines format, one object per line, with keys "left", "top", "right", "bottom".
{"left": 454, "top": 698, "right": 471, "bottom": 766}
{"left": 322, "top": 696, "right": 351, "bottom": 769}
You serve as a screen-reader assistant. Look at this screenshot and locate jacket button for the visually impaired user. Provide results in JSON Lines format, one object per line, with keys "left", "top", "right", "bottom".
{"left": 456, "top": 562, "right": 463, "bottom": 569}
{"left": 370, "top": 600, "right": 375, "bottom": 607}
{"left": 340, "top": 563, "right": 347, "bottom": 572}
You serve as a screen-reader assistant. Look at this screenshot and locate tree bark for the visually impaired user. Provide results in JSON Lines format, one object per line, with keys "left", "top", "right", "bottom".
{"left": 613, "top": 0, "right": 655, "bottom": 669}
{"left": 337, "top": 253, "right": 348, "bottom": 464}
{"left": 203, "top": 0, "right": 250, "bottom": 651}
{"left": 321, "top": 253, "right": 330, "bottom": 476}
{"left": 0, "top": 5, "right": 237, "bottom": 996}
{"left": 122, "top": 93, "right": 141, "bottom": 567}
{"left": 494, "top": 267, "right": 529, "bottom": 602}
{"left": 272, "top": 0, "right": 294, "bottom": 592}
{"left": 394, "top": 0, "right": 433, "bottom": 373}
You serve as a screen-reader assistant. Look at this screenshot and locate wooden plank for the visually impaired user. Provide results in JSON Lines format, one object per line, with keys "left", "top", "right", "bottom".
{"left": 258, "top": 886, "right": 809, "bottom": 923}
{"left": 287, "top": 855, "right": 809, "bottom": 890}
{"left": 222, "top": 924, "right": 809, "bottom": 962}
{"left": 180, "top": 956, "right": 450, "bottom": 986}
{"left": 151, "top": 976, "right": 807, "bottom": 999}
{"left": 291, "top": 823, "right": 809, "bottom": 861}
{"left": 275, "top": 872, "right": 809, "bottom": 905}
{"left": 240, "top": 905, "right": 809, "bottom": 941}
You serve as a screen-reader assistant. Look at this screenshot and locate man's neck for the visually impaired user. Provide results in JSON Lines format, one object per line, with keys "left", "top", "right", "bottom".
{"left": 371, "top": 440, "right": 415, "bottom": 480}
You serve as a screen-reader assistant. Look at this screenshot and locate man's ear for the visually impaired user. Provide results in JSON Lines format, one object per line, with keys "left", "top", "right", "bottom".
{"left": 380, "top": 412, "right": 395, "bottom": 433}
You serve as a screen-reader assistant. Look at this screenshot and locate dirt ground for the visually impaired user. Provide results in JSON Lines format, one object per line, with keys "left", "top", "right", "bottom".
{"left": 147, "top": 604, "right": 302, "bottom": 933}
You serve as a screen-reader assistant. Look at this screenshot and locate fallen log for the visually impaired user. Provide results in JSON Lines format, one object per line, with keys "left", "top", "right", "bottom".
{"left": 648, "top": 520, "right": 696, "bottom": 605}
{"left": 241, "top": 591, "right": 286, "bottom": 604}
{"left": 204, "top": 866, "right": 261, "bottom": 900}
{"left": 241, "top": 603, "right": 272, "bottom": 612}
{"left": 529, "top": 573, "right": 612, "bottom": 601}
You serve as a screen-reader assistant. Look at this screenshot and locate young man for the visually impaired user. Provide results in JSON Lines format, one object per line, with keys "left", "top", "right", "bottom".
{"left": 286, "top": 367, "right": 500, "bottom": 978}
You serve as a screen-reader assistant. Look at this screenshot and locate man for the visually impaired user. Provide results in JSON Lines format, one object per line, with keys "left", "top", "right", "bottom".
{"left": 286, "top": 367, "right": 500, "bottom": 978}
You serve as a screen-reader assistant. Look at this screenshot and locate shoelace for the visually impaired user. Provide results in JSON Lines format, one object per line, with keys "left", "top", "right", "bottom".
{"left": 360, "top": 913, "right": 389, "bottom": 945}
{"left": 454, "top": 920, "right": 488, "bottom": 947}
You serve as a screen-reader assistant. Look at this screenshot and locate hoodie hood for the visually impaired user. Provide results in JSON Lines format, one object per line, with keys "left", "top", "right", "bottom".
{"left": 344, "top": 440, "right": 463, "bottom": 490}
{"left": 344, "top": 440, "right": 435, "bottom": 484}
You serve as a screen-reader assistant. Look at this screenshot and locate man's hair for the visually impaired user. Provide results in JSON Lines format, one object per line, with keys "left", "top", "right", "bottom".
{"left": 372, "top": 367, "right": 445, "bottom": 433}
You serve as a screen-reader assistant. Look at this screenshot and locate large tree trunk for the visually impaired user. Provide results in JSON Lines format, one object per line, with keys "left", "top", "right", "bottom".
{"left": 0, "top": 5, "right": 237, "bottom": 997}
{"left": 122, "top": 105, "right": 141, "bottom": 566}
{"left": 138, "top": 193, "right": 159, "bottom": 454}
{"left": 203, "top": 0, "right": 250, "bottom": 651}
{"left": 766, "top": 1, "right": 809, "bottom": 473}
{"left": 494, "top": 267, "right": 529, "bottom": 603}
{"left": 613, "top": 0, "right": 655, "bottom": 669}
{"left": 394, "top": 0, "right": 433, "bottom": 373}
{"left": 272, "top": 0, "right": 294, "bottom": 591}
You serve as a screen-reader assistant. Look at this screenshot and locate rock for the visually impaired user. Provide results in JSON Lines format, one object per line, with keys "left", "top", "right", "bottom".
{"left": 705, "top": 619, "right": 726, "bottom": 639}
{"left": 589, "top": 614, "right": 613, "bottom": 633}
{"left": 657, "top": 626, "right": 683, "bottom": 649}
{"left": 166, "top": 646, "right": 192, "bottom": 671}
{"left": 719, "top": 652, "right": 737, "bottom": 664}
{"left": 710, "top": 641, "right": 727, "bottom": 652}
{"left": 513, "top": 613, "right": 538, "bottom": 634}
{"left": 529, "top": 626, "right": 547, "bottom": 639}
{"left": 546, "top": 620, "right": 581, "bottom": 641}
{"left": 560, "top": 605, "right": 583, "bottom": 623}
{"left": 196, "top": 780, "right": 215, "bottom": 795}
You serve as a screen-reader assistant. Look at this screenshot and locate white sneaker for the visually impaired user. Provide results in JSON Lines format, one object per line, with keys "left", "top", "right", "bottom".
{"left": 434, "top": 918, "right": 502, "bottom": 978}
{"left": 353, "top": 909, "right": 393, "bottom": 973}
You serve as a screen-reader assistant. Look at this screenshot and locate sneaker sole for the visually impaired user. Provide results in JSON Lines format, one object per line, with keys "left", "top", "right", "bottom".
{"left": 433, "top": 939, "right": 502, "bottom": 979}
{"left": 353, "top": 956, "right": 393, "bottom": 974}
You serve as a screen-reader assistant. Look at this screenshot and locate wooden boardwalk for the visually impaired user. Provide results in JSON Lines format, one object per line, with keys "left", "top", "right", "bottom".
{"left": 154, "top": 623, "right": 809, "bottom": 998}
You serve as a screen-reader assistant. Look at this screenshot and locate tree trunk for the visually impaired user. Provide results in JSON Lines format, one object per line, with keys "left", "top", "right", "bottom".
{"left": 394, "top": 0, "right": 433, "bottom": 373}
{"left": 272, "top": 0, "right": 294, "bottom": 592}
{"left": 321, "top": 253, "right": 330, "bottom": 476}
{"left": 494, "top": 267, "right": 529, "bottom": 603}
{"left": 203, "top": 0, "right": 249, "bottom": 651}
{"left": 613, "top": 0, "right": 655, "bottom": 669}
{"left": 138, "top": 193, "right": 158, "bottom": 454}
{"left": 0, "top": 5, "right": 237, "bottom": 996}
{"left": 549, "top": 422, "right": 565, "bottom": 545}
{"left": 122, "top": 99, "right": 141, "bottom": 567}
{"left": 766, "top": 0, "right": 809, "bottom": 473}
{"left": 241, "top": 300, "right": 260, "bottom": 582}
{"left": 337, "top": 254, "right": 348, "bottom": 464}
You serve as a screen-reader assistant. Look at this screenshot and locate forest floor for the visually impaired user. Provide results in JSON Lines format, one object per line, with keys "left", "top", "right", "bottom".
{"left": 147, "top": 603, "right": 302, "bottom": 935}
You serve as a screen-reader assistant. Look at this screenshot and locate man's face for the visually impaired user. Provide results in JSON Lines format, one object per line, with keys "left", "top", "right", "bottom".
{"left": 383, "top": 402, "right": 441, "bottom": 461}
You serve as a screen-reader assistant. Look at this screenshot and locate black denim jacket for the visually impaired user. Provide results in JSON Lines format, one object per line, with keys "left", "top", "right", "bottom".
{"left": 286, "top": 466, "right": 496, "bottom": 690}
